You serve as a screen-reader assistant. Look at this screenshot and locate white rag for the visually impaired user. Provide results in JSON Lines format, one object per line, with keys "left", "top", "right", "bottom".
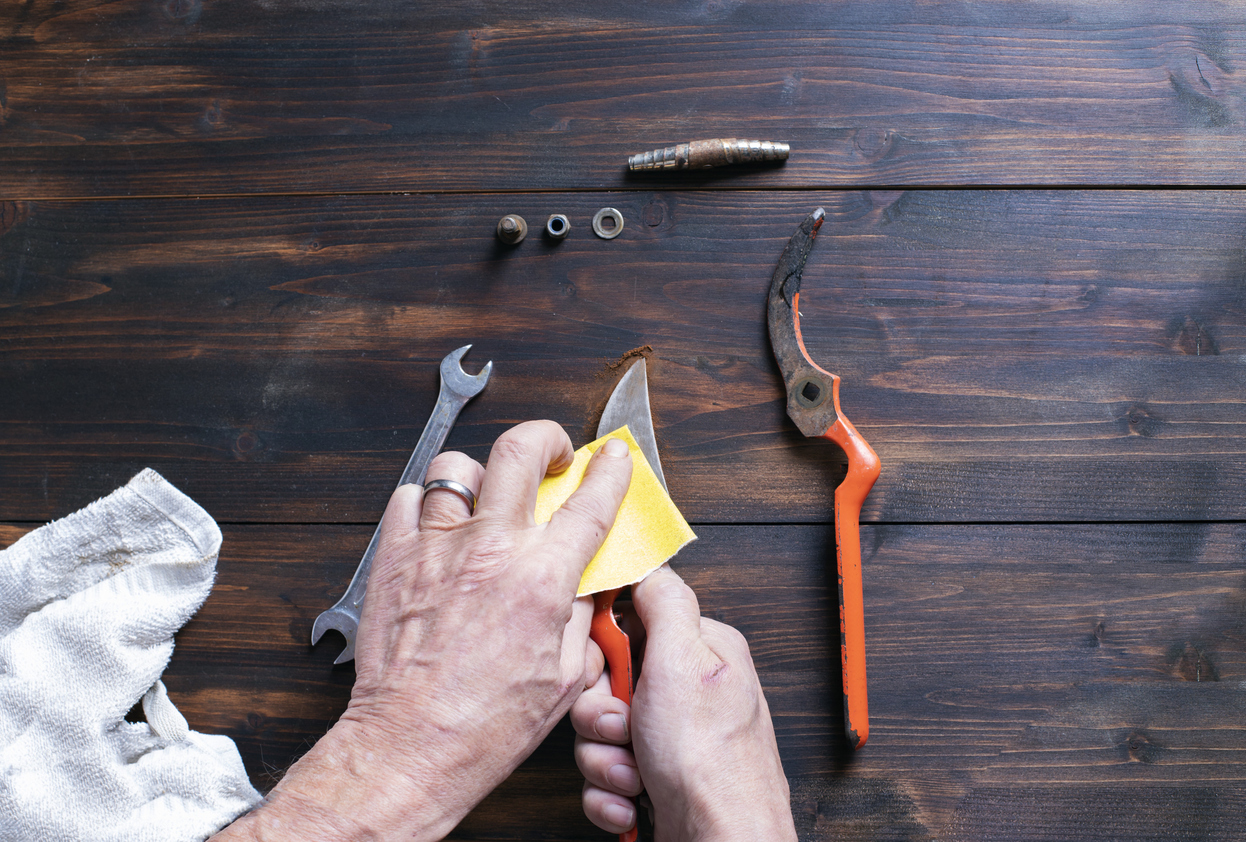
{"left": 0, "top": 469, "right": 262, "bottom": 841}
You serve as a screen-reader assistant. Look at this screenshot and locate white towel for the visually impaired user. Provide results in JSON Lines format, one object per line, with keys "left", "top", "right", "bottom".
{"left": 0, "top": 469, "right": 262, "bottom": 841}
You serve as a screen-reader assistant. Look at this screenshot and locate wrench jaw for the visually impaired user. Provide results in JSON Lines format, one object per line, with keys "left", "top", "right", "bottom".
{"left": 311, "top": 607, "right": 359, "bottom": 665}
{"left": 441, "top": 345, "right": 493, "bottom": 399}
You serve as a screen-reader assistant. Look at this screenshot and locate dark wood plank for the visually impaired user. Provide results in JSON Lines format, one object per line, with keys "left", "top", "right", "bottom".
{"left": 5, "top": 191, "right": 1246, "bottom": 523}
{"left": 7, "top": 519, "right": 1242, "bottom": 840}
{"left": 7, "top": 2, "right": 1246, "bottom": 197}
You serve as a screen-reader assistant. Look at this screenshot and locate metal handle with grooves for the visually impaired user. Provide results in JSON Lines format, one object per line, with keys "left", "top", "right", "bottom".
{"left": 627, "top": 138, "right": 789, "bottom": 171}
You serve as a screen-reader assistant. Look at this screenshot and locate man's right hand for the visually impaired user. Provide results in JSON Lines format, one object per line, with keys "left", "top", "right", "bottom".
{"left": 570, "top": 565, "right": 798, "bottom": 842}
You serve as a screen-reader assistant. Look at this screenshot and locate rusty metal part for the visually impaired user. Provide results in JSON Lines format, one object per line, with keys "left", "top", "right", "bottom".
{"left": 767, "top": 208, "right": 880, "bottom": 751}
{"left": 496, "top": 214, "right": 528, "bottom": 244}
{"left": 592, "top": 207, "right": 624, "bottom": 239}
{"left": 545, "top": 214, "right": 570, "bottom": 240}
{"left": 628, "top": 138, "right": 789, "bottom": 171}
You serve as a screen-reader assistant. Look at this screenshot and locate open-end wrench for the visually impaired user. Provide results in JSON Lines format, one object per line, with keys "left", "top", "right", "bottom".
{"left": 311, "top": 345, "right": 492, "bottom": 664}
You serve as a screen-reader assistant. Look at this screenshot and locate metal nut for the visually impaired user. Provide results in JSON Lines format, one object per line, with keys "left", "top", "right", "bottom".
{"left": 545, "top": 214, "right": 570, "bottom": 240}
{"left": 496, "top": 214, "right": 528, "bottom": 244}
{"left": 592, "top": 208, "right": 624, "bottom": 240}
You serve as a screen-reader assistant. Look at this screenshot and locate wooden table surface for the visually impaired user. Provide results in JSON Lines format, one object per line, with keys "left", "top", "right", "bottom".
{"left": 5, "top": 2, "right": 1246, "bottom": 839}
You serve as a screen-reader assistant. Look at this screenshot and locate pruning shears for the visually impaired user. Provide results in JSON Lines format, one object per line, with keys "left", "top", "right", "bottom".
{"left": 768, "top": 207, "right": 881, "bottom": 750}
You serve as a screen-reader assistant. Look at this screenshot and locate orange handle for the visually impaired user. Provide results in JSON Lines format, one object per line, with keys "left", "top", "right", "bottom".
{"left": 823, "top": 416, "right": 880, "bottom": 750}
{"left": 590, "top": 588, "right": 638, "bottom": 842}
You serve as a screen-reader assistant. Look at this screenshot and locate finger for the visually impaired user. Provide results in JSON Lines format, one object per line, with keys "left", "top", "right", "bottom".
{"left": 570, "top": 667, "right": 631, "bottom": 744}
{"left": 378, "top": 482, "right": 424, "bottom": 538}
{"left": 582, "top": 782, "right": 638, "bottom": 835}
{"left": 419, "top": 451, "right": 485, "bottom": 528}
{"left": 475, "top": 420, "right": 575, "bottom": 525}
{"left": 632, "top": 564, "right": 702, "bottom": 644}
{"left": 575, "top": 736, "right": 643, "bottom": 797}
{"left": 583, "top": 631, "right": 606, "bottom": 691}
{"left": 559, "top": 594, "right": 596, "bottom": 689}
{"left": 541, "top": 436, "right": 633, "bottom": 590}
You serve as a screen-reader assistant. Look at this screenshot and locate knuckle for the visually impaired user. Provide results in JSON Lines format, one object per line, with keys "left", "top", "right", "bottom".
{"left": 650, "top": 572, "right": 697, "bottom": 609}
{"left": 570, "top": 699, "right": 596, "bottom": 738}
{"left": 721, "top": 622, "right": 749, "bottom": 650}
{"left": 491, "top": 420, "right": 562, "bottom": 459}
{"left": 704, "top": 620, "right": 758, "bottom": 670}
{"left": 573, "top": 735, "right": 594, "bottom": 770}
{"left": 712, "top": 619, "right": 752, "bottom": 653}
{"left": 557, "top": 492, "right": 616, "bottom": 538}
{"left": 426, "top": 450, "right": 478, "bottom": 477}
{"left": 556, "top": 670, "right": 582, "bottom": 701}
{"left": 449, "top": 531, "right": 514, "bottom": 586}
{"left": 488, "top": 430, "right": 537, "bottom": 466}
{"left": 519, "top": 563, "right": 568, "bottom": 606}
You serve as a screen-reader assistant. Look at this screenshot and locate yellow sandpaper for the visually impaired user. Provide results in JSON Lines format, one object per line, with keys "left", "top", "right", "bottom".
{"left": 533, "top": 426, "right": 697, "bottom": 597}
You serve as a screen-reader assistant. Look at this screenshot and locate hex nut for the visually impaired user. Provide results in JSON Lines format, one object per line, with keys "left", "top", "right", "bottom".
{"left": 592, "top": 208, "right": 624, "bottom": 240}
{"left": 496, "top": 214, "right": 528, "bottom": 244}
{"left": 545, "top": 214, "right": 570, "bottom": 240}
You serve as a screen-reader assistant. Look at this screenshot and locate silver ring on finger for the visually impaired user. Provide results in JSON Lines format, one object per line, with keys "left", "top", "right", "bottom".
{"left": 423, "top": 478, "right": 477, "bottom": 513}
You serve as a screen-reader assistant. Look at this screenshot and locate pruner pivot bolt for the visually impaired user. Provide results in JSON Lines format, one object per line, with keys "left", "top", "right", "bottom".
{"left": 496, "top": 214, "right": 528, "bottom": 244}
{"left": 628, "top": 138, "right": 790, "bottom": 171}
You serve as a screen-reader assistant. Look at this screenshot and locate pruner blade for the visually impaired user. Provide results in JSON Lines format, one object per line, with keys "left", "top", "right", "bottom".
{"left": 767, "top": 207, "right": 881, "bottom": 750}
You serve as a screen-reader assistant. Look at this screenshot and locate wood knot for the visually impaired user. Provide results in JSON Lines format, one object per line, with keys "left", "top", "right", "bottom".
{"left": 1121, "top": 729, "right": 1163, "bottom": 764}
{"left": 1167, "top": 48, "right": 1237, "bottom": 128}
{"left": 1169, "top": 641, "right": 1219, "bottom": 682}
{"left": 197, "top": 100, "right": 224, "bottom": 134}
{"left": 1089, "top": 620, "right": 1107, "bottom": 647}
{"left": 163, "top": 0, "right": 202, "bottom": 22}
{"left": 1123, "top": 404, "right": 1163, "bottom": 438}
{"left": 0, "top": 202, "right": 27, "bottom": 238}
{"left": 853, "top": 128, "right": 895, "bottom": 160}
{"left": 1167, "top": 315, "right": 1219, "bottom": 356}
{"left": 1079, "top": 285, "right": 1102, "bottom": 305}
{"left": 642, "top": 197, "right": 669, "bottom": 229}
{"left": 232, "top": 429, "right": 264, "bottom": 460}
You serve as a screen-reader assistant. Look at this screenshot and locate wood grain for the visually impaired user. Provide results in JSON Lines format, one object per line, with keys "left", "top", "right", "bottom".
{"left": 6, "top": 520, "right": 1239, "bottom": 839}
{"left": 5, "top": 4, "right": 1246, "bottom": 837}
{"left": 6, "top": 2, "right": 1246, "bottom": 197}
{"left": 4, "top": 190, "right": 1246, "bottom": 523}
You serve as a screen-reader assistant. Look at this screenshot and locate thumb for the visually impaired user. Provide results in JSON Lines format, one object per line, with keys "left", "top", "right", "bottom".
{"left": 632, "top": 564, "right": 702, "bottom": 646}
{"left": 544, "top": 436, "right": 633, "bottom": 591}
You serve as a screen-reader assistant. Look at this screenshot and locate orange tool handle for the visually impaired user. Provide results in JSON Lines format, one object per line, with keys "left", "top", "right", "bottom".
{"left": 823, "top": 417, "right": 880, "bottom": 750}
{"left": 590, "top": 588, "right": 638, "bottom": 842}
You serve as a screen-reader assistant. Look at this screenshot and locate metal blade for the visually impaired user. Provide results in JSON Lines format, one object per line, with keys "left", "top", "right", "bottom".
{"left": 767, "top": 207, "right": 841, "bottom": 439}
{"left": 598, "top": 358, "right": 667, "bottom": 493}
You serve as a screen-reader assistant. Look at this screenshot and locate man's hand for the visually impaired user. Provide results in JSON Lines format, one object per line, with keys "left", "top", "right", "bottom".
{"left": 571, "top": 565, "right": 798, "bottom": 842}
{"left": 216, "top": 420, "right": 633, "bottom": 842}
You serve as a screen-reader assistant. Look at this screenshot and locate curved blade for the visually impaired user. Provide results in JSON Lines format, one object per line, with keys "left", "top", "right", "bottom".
{"left": 767, "top": 207, "right": 841, "bottom": 439}
{"left": 597, "top": 358, "right": 666, "bottom": 493}
{"left": 594, "top": 355, "right": 662, "bottom": 841}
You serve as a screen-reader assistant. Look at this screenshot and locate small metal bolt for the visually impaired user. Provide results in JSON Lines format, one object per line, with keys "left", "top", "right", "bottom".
{"left": 545, "top": 214, "right": 570, "bottom": 240}
{"left": 496, "top": 214, "right": 528, "bottom": 244}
